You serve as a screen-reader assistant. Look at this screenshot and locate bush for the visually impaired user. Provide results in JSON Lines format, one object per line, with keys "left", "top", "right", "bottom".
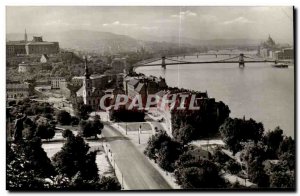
{"left": 71, "top": 116, "right": 79, "bottom": 126}
{"left": 79, "top": 119, "right": 103, "bottom": 138}
{"left": 224, "top": 159, "right": 241, "bottom": 175}
{"left": 219, "top": 117, "right": 264, "bottom": 154}
{"left": 110, "top": 108, "right": 145, "bottom": 122}
{"left": 144, "top": 131, "right": 183, "bottom": 172}
{"left": 174, "top": 158, "right": 226, "bottom": 189}
{"left": 56, "top": 110, "right": 72, "bottom": 125}
{"left": 171, "top": 99, "right": 230, "bottom": 139}
{"left": 62, "top": 129, "right": 73, "bottom": 138}
{"left": 52, "top": 135, "right": 99, "bottom": 180}
{"left": 36, "top": 124, "right": 55, "bottom": 141}
{"left": 172, "top": 124, "right": 195, "bottom": 144}
{"left": 99, "top": 176, "right": 121, "bottom": 190}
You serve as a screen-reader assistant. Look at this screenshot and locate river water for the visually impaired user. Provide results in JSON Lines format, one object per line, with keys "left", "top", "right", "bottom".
{"left": 136, "top": 52, "right": 294, "bottom": 137}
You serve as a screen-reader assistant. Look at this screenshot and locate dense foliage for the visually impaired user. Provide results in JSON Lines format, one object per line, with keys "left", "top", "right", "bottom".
{"left": 171, "top": 99, "right": 230, "bottom": 143}
{"left": 79, "top": 117, "right": 104, "bottom": 138}
{"left": 144, "top": 131, "right": 183, "bottom": 172}
{"left": 174, "top": 151, "right": 226, "bottom": 189}
{"left": 110, "top": 108, "right": 145, "bottom": 122}
{"left": 56, "top": 110, "right": 72, "bottom": 125}
{"left": 219, "top": 117, "right": 264, "bottom": 154}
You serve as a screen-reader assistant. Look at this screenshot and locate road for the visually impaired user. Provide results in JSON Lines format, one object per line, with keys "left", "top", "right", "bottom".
{"left": 102, "top": 124, "right": 172, "bottom": 190}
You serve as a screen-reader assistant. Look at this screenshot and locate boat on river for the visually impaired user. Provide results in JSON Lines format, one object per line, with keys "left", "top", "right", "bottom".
{"left": 272, "top": 63, "right": 289, "bottom": 68}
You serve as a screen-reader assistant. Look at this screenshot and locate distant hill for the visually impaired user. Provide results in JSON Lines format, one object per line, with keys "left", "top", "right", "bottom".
{"left": 133, "top": 33, "right": 263, "bottom": 47}
{"left": 6, "top": 30, "right": 265, "bottom": 53}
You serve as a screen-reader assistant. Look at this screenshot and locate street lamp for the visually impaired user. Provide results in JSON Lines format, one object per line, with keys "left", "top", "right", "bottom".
{"left": 138, "top": 125, "right": 141, "bottom": 144}
{"left": 121, "top": 173, "right": 124, "bottom": 190}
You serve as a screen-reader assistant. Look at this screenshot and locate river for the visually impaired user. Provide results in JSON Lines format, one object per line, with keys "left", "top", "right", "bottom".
{"left": 135, "top": 52, "right": 294, "bottom": 137}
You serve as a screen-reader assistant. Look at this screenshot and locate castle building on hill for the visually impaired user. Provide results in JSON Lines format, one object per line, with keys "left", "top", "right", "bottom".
{"left": 6, "top": 29, "right": 59, "bottom": 56}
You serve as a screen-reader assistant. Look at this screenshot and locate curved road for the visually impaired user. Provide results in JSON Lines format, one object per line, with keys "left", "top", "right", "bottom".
{"left": 102, "top": 124, "right": 172, "bottom": 190}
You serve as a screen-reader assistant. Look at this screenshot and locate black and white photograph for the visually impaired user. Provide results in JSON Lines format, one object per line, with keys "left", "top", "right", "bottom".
{"left": 5, "top": 5, "right": 295, "bottom": 191}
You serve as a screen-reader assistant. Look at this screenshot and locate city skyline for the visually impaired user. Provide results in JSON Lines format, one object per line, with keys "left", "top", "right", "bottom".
{"left": 6, "top": 6, "right": 293, "bottom": 44}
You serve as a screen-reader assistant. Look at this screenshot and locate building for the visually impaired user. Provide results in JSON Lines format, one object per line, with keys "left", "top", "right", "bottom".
{"left": 40, "top": 54, "right": 49, "bottom": 63}
{"left": 51, "top": 77, "right": 66, "bottom": 89}
{"left": 258, "top": 35, "right": 278, "bottom": 59}
{"left": 123, "top": 75, "right": 168, "bottom": 106}
{"left": 6, "top": 30, "right": 59, "bottom": 56}
{"left": 76, "top": 57, "right": 104, "bottom": 110}
{"left": 282, "top": 48, "right": 294, "bottom": 60}
{"left": 18, "top": 62, "right": 31, "bottom": 73}
{"left": 274, "top": 48, "right": 294, "bottom": 60}
{"left": 7, "top": 82, "right": 33, "bottom": 99}
{"left": 260, "top": 48, "right": 270, "bottom": 58}
{"left": 72, "top": 74, "right": 110, "bottom": 89}
{"left": 72, "top": 76, "right": 85, "bottom": 86}
{"left": 274, "top": 51, "right": 284, "bottom": 60}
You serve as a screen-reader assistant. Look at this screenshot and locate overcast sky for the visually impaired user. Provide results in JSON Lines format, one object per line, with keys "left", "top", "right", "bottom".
{"left": 6, "top": 6, "right": 293, "bottom": 43}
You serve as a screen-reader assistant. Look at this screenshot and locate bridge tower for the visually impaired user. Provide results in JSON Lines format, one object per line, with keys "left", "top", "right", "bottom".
{"left": 239, "top": 53, "right": 245, "bottom": 68}
{"left": 162, "top": 56, "right": 166, "bottom": 69}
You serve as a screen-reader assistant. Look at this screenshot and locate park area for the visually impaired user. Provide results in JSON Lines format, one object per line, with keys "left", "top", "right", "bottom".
{"left": 42, "top": 130, "right": 115, "bottom": 178}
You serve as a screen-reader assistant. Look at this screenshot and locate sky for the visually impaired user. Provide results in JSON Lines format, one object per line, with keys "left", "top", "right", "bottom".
{"left": 6, "top": 6, "right": 294, "bottom": 43}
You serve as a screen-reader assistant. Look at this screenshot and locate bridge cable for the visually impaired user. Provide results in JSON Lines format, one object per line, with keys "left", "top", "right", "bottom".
{"left": 165, "top": 55, "right": 240, "bottom": 64}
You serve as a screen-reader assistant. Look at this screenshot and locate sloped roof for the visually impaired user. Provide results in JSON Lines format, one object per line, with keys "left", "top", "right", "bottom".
{"left": 76, "top": 86, "right": 84, "bottom": 96}
{"left": 128, "top": 79, "right": 139, "bottom": 87}
{"left": 41, "top": 54, "right": 49, "bottom": 60}
{"left": 135, "top": 83, "right": 145, "bottom": 93}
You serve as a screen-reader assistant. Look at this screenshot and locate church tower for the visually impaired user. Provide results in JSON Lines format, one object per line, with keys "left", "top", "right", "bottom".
{"left": 82, "top": 56, "right": 92, "bottom": 106}
{"left": 24, "top": 29, "right": 28, "bottom": 43}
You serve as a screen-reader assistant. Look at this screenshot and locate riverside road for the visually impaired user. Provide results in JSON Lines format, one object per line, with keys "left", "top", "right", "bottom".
{"left": 102, "top": 124, "right": 172, "bottom": 190}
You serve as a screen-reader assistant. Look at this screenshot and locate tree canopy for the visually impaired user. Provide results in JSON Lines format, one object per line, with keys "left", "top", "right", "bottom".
{"left": 219, "top": 117, "right": 264, "bottom": 154}
{"left": 52, "top": 135, "right": 99, "bottom": 180}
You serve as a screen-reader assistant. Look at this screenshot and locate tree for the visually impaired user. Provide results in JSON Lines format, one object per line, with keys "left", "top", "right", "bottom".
{"left": 52, "top": 135, "right": 99, "bottom": 180}
{"left": 62, "top": 129, "right": 73, "bottom": 138}
{"left": 278, "top": 136, "right": 295, "bottom": 156}
{"left": 91, "top": 118, "right": 104, "bottom": 137}
{"left": 219, "top": 118, "right": 264, "bottom": 154}
{"left": 14, "top": 137, "right": 56, "bottom": 178}
{"left": 7, "top": 143, "right": 46, "bottom": 190}
{"left": 99, "top": 176, "right": 121, "bottom": 190}
{"left": 56, "top": 110, "right": 72, "bottom": 125}
{"left": 156, "top": 140, "right": 182, "bottom": 172}
{"left": 75, "top": 102, "right": 92, "bottom": 120}
{"left": 174, "top": 158, "right": 226, "bottom": 189}
{"left": 22, "top": 118, "right": 37, "bottom": 140}
{"left": 224, "top": 159, "right": 241, "bottom": 175}
{"left": 36, "top": 124, "right": 55, "bottom": 141}
{"left": 241, "top": 142, "right": 267, "bottom": 164}
{"left": 109, "top": 108, "right": 145, "bottom": 122}
{"left": 279, "top": 152, "right": 295, "bottom": 171}
{"left": 79, "top": 119, "right": 103, "bottom": 138}
{"left": 270, "top": 171, "right": 295, "bottom": 188}
{"left": 144, "top": 131, "right": 183, "bottom": 172}
{"left": 172, "top": 124, "right": 195, "bottom": 144}
{"left": 240, "top": 142, "right": 270, "bottom": 187}
{"left": 71, "top": 116, "right": 79, "bottom": 126}
{"left": 144, "top": 131, "right": 172, "bottom": 160}
{"left": 212, "top": 147, "right": 231, "bottom": 166}
{"left": 263, "top": 127, "right": 283, "bottom": 158}
{"left": 171, "top": 99, "right": 230, "bottom": 139}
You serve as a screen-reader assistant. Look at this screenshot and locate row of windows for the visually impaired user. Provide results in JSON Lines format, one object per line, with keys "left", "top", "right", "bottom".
{"left": 88, "top": 99, "right": 100, "bottom": 105}
{"left": 7, "top": 93, "right": 27, "bottom": 98}
{"left": 7, "top": 89, "right": 29, "bottom": 92}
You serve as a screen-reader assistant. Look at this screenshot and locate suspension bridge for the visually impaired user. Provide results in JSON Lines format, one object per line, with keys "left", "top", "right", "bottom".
{"left": 134, "top": 53, "right": 290, "bottom": 69}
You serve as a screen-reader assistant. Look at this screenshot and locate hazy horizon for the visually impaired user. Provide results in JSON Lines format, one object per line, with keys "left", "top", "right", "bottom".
{"left": 6, "top": 6, "right": 294, "bottom": 44}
